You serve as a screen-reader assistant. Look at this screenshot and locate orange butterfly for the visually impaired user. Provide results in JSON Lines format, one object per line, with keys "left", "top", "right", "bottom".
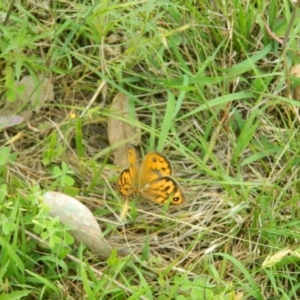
{"left": 117, "top": 145, "right": 185, "bottom": 205}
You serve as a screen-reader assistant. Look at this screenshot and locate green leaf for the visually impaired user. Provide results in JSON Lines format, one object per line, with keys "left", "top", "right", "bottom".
{"left": 0, "top": 237, "right": 25, "bottom": 274}
{"left": 0, "top": 147, "right": 17, "bottom": 166}
{"left": 2, "top": 220, "right": 16, "bottom": 235}
{"left": 0, "top": 290, "right": 32, "bottom": 300}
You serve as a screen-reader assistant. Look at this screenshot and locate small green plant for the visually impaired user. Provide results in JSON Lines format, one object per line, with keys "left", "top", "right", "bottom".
{"left": 51, "top": 162, "right": 75, "bottom": 188}
{"left": 42, "top": 132, "right": 65, "bottom": 166}
{"left": 0, "top": 146, "right": 17, "bottom": 166}
{"left": 0, "top": 147, "right": 17, "bottom": 185}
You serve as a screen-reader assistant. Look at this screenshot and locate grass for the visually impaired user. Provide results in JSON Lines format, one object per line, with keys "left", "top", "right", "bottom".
{"left": 1, "top": 0, "right": 300, "bottom": 299}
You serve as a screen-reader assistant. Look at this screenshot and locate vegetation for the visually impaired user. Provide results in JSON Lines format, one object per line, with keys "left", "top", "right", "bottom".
{"left": 1, "top": 0, "right": 300, "bottom": 299}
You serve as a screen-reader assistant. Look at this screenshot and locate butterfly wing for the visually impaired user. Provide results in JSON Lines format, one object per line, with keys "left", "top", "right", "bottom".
{"left": 138, "top": 151, "right": 172, "bottom": 188}
{"left": 140, "top": 176, "right": 185, "bottom": 205}
{"left": 117, "top": 145, "right": 140, "bottom": 197}
{"left": 117, "top": 169, "right": 134, "bottom": 196}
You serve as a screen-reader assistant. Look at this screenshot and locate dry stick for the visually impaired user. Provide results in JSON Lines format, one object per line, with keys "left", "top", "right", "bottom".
{"left": 264, "top": 22, "right": 283, "bottom": 44}
{"left": 25, "top": 230, "right": 149, "bottom": 300}
{"left": 3, "top": 0, "right": 15, "bottom": 25}
{"left": 264, "top": 2, "right": 300, "bottom": 98}
{"left": 282, "top": 1, "right": 299, "bottom": 50}
{"left": 80, "top": 81, "right": 106, "bottom": 118}
{"left": 264, "top": 3, "right": 300, "bottom": 50}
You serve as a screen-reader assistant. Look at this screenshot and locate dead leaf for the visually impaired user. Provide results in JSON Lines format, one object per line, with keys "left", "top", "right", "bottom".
{"left": 17, "top": 75, "right": 54, "bottom": 112}
{"left": 103, "top": 34, "right": 124, "bottom": 59}
{"left": 107, "top": 92, "right": 141, "bottom": 168}
{"left": 105, "top": 34, "right": 121, "bottom": 44}
{"left": 290, "top": 64, "right": 300, "bottom": 100}
{"left": 0, "top": 116, "right": 23, "bottom": 129}
{"left": 103, "top": 46, "right": 121, "bottom": 58}
{"left": 2, "top": 75, "right": 54, "bottom": 121}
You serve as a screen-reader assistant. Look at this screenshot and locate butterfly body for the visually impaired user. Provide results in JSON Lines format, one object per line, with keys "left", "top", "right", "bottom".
{"left": 117, "top": 145, "right": 185, "bottom": 205}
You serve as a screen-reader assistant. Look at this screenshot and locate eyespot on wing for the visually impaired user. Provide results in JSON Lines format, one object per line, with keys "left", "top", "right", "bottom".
{"left": 138, "top": 151, "right": 172, "bottom": 187}
{"left": 139, "top": 176, "right": 185, "bottom": 205}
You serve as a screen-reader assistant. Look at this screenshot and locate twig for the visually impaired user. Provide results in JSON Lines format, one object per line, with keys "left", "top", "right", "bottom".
{"left": 264, "top": 22, "right": 283, "bottom": 44}
{"left": 3, "top": 0, "right": 15, "bottom": 25}
{"left": 80, "top": 81, "right": 107, "bottom": 117}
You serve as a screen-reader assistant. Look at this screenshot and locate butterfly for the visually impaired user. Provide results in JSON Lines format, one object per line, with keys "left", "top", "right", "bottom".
{"left": 117, "top": 145, "right": 185, "bottom": 205}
